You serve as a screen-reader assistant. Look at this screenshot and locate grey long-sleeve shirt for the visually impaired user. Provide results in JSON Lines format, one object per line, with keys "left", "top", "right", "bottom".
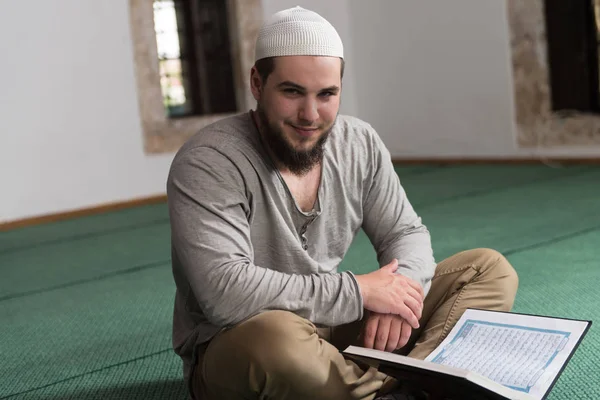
{"left": 166, "top": 112, "right": 436, "bottom": 378}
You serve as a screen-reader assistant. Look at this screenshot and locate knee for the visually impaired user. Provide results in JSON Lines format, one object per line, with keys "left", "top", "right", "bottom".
{"left": 246, "top": 310, "right": 313, "bottom": 344}
{"left": 202, "top": 311, "right": 319, "bottom": 396}
{"left": 232, "top": 310, "right": 317, "bottom": 373}
{"left": 465, "top": 248, "right": 519, "bottom": 291}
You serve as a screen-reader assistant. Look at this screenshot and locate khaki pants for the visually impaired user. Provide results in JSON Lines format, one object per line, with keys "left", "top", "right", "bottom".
{"left": 191, "top": 248, "right": 519, "bottom": 399}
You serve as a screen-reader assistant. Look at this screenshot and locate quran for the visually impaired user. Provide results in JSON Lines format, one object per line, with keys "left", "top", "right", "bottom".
{"left": 343, "top": 308, "right": 591, "bottom": 400}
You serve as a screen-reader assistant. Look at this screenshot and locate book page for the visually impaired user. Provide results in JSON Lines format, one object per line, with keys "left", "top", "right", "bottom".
{"left": 425, "top": 309, "right": 589, "bottom": 399}
{"left": 343, "top": 345, "right": 535, "bottom": 400}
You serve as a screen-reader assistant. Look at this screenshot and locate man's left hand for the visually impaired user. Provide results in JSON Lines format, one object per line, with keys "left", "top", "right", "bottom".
{"left": 362, "top": 312, "right": 413, "bottom": 352}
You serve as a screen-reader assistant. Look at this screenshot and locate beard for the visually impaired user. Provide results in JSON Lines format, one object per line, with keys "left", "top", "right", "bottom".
{"left": 256, "top": 105, "right": 334, "bottom": 176}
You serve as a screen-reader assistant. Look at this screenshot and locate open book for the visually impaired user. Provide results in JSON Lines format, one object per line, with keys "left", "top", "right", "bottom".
{"left": 343, "top": 309, "right": 591, "bottom": 400}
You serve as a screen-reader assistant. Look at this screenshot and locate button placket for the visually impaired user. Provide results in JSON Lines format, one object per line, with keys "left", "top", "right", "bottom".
{"left": 298, "top": 212, "right": 318, "bottom": 251}
{"left": 300, "top": 223, "right": 309, "bottom": 250}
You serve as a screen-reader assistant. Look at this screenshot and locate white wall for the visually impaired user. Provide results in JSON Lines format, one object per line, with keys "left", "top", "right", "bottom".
{"left": 3, "top": 1, "right": 596, "bottom": 222}
{"left": 347, "top": 0, "right": 600, "bottom": 158}
{"left": 0, "top": 1, "right": 175, "bottom": 223}
{"left": 1, "top": 0, "right": 357, "bottom": 223}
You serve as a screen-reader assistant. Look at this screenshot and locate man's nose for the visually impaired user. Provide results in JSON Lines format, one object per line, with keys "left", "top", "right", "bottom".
{"left": 299, "top": 98, "right": 318, "bottom": 122}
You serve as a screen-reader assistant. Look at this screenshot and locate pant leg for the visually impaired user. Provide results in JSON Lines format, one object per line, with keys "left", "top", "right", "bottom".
{"left": 314, "top": 248, "right": 518, "bottom": 397}
{"left": 192, "top": 310, "right": 388, "bottom": 400}
{"left": 401, "top": 248, "right": 519, "bottom": 360}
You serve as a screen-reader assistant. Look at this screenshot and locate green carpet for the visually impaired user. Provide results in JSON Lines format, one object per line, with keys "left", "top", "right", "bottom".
{"left": 1, "top": 165, "right": 598, "bottom": 399}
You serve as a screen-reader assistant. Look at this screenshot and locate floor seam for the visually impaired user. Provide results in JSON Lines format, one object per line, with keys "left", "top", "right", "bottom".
{"left": 0, "top": 218, "right": 170, "bottom": 256}
{"left": 503, "top": 225, "right": 600, "bottom": 256}
{"left": 415, "top": 167, "right": 593, "bottom": 209}
{"left": 0, "top": 259, "right": 170, "bottom": 302}
{"left": 0, "top": 348, "right": 173, "bottom": 399}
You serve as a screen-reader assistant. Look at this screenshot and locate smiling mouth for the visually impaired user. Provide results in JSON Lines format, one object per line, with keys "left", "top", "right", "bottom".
{"left": 289, "top": 123, "right": 319, "bottom": 134}
{"left": 290, "top": 126, "right": 319, "bottom": 138}
{"left": 291, "top": 125, "right": 318, "bottom": 131}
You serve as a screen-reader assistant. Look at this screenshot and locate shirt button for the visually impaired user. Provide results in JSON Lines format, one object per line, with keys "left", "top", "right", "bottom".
{"left": 303, "top": 244, "right": 308, "bottom": 250}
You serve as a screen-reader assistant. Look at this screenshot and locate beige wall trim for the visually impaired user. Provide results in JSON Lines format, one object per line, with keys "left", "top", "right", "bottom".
{"left": 5, "top": 155, "right": 599, "bottom": 230}
{"left": 508, "top": 0, "right": 600, "bottom": 147}
{"left": 392, "top": 157, "right": 600, "bottom": 165}
{"left": 1, "top": 195, "right": 168, "bottom": 231}
{"left": 129, "top": 0, "right": 262, "bottom": 154}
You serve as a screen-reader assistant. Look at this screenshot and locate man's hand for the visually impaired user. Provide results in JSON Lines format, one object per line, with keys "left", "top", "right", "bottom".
{"left": 362, "top": 312, "right": 413, "bottom": 352}
{"left": 354, "top": 259, "right": 424, "bottom": 329}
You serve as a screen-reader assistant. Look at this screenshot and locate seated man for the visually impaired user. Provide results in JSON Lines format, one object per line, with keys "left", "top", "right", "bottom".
{"left": 167, "top": 6, "right": 518, "bottom": 400}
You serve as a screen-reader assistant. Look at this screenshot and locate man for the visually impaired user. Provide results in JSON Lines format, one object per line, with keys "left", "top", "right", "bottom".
{"left": 167, "top": 6, "right": 518, "bottom": 400}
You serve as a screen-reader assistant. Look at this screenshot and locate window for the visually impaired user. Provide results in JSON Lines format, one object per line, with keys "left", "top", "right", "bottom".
{"left": 544, "top": 0, "right": 600, "bottom": 113}
{"left": 129, "top": 0, "right": 262, "bottom": 153}
{"left": 508, "top": 0, "right": 600, "bottom": 148}
{"left": 153, "top": 0, "right": 238, "bottom": 118}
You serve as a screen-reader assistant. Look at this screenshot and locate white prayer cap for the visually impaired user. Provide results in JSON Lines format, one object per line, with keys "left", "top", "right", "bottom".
{"left": 254, "top": 6, "right": 344, "bottom": 62}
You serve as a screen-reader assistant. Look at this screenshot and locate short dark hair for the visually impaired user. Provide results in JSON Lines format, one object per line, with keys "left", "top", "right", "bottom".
{"left": 254, "top": 57, "right": 345, "bottom": 84}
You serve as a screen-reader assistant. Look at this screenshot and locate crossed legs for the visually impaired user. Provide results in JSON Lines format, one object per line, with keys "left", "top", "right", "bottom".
{"left": 191, "top": 248, "right": 519, "bottom": 399}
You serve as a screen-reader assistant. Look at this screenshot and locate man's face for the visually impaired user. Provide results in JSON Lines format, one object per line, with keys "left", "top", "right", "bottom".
{"left": 251, "top": 56, "right": 342, "bottom": 175}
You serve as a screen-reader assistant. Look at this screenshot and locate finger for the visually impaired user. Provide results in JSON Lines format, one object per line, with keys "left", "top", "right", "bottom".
{"left": 390, "top": 274, "right": 423, "bottom": 306}
{"left": 402, "top": 294, "right": 423, "bottom": 321}
{"left": 395, "top": 273, "right": 424, "bottom": 300}
{"left": 393, "top": 302, "right": 420, "bottom": 329}
{"left": 403, "top": 284, "right": 425, "bottom": 309}
{"left": 404, "top": 278, "right": 424, "bottom": 301}
{"left": 374, "top": 315, "right": 391, "bottom": 351}
{"left": 386, "top": 318, "right": 402, "bottom": 352}
{"left": 398, "top": 320, "right": 412, "bottom": 349}
{"left": 362, "top": 316, "right": 379, "bottom": 349}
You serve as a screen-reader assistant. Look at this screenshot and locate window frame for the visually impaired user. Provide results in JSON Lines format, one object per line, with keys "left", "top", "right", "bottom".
{"left": 508, "top": 0, "right": 600, "bottom": 147}
{"left": 129, "top": 0, "right": 262, "bottom": 153}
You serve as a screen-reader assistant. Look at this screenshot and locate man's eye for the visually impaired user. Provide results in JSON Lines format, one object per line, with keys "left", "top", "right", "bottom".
{"left": 319, "top": 91, "right": 334, "bottom": 97}
{"left": 284, "top": 89, "right": 300, "bottom": 95}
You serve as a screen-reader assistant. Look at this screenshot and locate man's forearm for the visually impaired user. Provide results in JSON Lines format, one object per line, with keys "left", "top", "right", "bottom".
{"left": 176, "top": 254, "right": 364, "bottom": 328}
{"left": 379, "top": 224, "right": 436, "bottom": 296}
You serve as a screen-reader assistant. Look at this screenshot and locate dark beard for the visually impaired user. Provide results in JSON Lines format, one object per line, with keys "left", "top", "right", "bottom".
{"left": 256, "top": 106, "right": 332, "bottom": 176}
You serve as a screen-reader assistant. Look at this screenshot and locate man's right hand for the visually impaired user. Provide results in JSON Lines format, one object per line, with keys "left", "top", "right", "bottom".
{"left": 354, "top": 259, "right": 424, "bottom": 329}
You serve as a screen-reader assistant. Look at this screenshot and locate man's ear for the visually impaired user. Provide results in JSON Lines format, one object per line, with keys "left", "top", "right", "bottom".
{"left": 250, "top": 67, "right": 263, "bottom": 101}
